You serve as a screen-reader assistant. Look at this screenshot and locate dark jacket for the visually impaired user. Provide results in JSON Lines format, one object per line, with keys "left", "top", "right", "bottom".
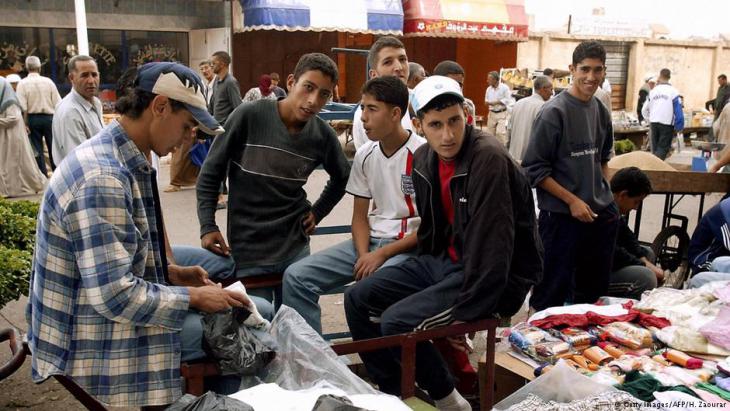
{"left": 613, "top": 215, "right": 650, "bottom": 270}
{"left": 411, "top": 125, "right": 543, "bottom": 322}
{"left": 689, "top": 199, "right": 730, "bottom": 273}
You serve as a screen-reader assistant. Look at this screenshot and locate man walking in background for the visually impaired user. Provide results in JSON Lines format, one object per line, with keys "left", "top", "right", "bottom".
{"left": 642, "top": 68, "right": 684, "bottom": 160}
{"left": 16, "top": 55, "right": 61, "bottom": 176}
{"left": 484, "top": 71, "right": 512, "bottom": 145}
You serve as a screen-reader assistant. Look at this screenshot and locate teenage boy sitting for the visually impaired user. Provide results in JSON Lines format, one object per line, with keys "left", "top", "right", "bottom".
{"left": 608, "top": 167, "right": 662, "bottom": 299}
{"left": 344, "top": 76, "right": 542, "bottom": 410}
{"left": 196, "top": 53, "right": 350, "bottom": 304}
{"left": 283, "top": 76, "right": 425, "bottom": 334}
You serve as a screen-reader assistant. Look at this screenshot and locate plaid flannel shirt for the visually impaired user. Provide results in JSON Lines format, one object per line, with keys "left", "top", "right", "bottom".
{"left": 26, "top": 121, "right": 191, "bottom": 407}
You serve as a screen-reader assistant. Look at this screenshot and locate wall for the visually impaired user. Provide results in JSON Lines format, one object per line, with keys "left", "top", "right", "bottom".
{"left": 0, "top": 0, "right": 226, "bottom": 31}
{"left": 232, "top": 31, "right": 340, "bottom": 97}
{"left": 517, "top": 33, "right": 730, "bottom": 113}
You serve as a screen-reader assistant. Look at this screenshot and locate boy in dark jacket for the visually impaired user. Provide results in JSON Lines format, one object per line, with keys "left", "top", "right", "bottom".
{"left": 344, "top": 76, "right": 542, "bottom": 410}
{"left": 608, "top": 167, "right": 662, "bottom": 299}
{"left": 687, "top": 197, "right": 730, "bottom": 287}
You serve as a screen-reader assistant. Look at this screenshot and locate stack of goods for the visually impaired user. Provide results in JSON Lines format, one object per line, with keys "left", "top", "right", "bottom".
{"left": 506, "top": 287, "right": 730, "bottom": 406}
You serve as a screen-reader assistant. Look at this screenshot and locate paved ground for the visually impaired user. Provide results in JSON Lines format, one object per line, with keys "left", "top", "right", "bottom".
{"left": 0, "top": 138, "right": 723, "bottom": 409}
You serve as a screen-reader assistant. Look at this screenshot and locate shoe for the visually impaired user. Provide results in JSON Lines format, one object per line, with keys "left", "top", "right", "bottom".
{"left": 163, "top": 185, "right": 182, "bottom": 192}
{"left": 216, "top": 201, "right": 227, "bottom": 210}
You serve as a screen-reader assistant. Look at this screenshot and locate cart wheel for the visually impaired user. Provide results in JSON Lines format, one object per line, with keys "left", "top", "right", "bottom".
{"left": 651, "top": 226, "right": 691, "bottom": 289}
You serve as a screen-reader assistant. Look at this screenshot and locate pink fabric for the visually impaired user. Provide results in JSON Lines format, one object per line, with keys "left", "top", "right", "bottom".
{"left": 699, "top": 305, "right": 730, "bottom": 350}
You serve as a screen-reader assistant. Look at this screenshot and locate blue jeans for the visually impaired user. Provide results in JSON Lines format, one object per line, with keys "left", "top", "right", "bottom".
{"left": 689, "top": 256, "right": 730, "bottom": 288}
{"left": 172, "top": 245, "right": 275, "bottom": 362}
{"left": 228, "top": 245, "right": 311, "bottom": 308}
{"left": 282, "top": 238, "right": 413, "bottom": 335}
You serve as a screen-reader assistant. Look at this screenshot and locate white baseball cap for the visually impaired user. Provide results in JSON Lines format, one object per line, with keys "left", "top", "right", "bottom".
{"left": 411, "top": 75, "right": 464, "bottom": 113}
{"left": 6, "top": 74, "right": 21, "bottom": 84}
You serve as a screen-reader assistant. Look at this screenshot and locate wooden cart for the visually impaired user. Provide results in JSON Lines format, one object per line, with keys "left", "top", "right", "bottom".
{"left": 608, "top": 168, "right": 730, "bottom": 287}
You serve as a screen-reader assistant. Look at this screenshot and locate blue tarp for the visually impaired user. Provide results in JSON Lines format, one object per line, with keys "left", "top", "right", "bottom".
{"left": 240, "top": 0, "right": 403, "bottom": 34}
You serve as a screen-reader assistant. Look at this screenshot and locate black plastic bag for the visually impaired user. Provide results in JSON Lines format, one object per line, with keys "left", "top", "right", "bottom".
{"left": 311, "top": 394, "right": 372, "bottom": 411}
{"left": 202, "top": 307, "right": 277, "bottom": 376}
{"left": 166, "top": 391, "right": 254, "bottom": 411}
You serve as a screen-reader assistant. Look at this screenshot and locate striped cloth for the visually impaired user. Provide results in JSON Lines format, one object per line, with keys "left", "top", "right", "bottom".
{"left": 26, "top": 121, "right": 191, "bottom": 407}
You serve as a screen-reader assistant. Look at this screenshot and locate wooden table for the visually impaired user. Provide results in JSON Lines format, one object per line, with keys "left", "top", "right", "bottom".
{"left": 480, "top": 351, "right": 536, "bottom": 405}
{"left": 614, "top": 127, "right": 648, "bottom": 149}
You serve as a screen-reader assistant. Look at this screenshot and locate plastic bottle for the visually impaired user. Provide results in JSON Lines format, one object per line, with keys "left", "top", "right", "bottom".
{"left": 663, "top": 349, "right": 703, "bottom": 369}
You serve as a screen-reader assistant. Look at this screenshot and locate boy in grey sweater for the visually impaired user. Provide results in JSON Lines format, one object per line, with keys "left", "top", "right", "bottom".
{"left": 522, "top": 41, "right": 619, "bottom": 311}
{"left": 196, "top": 53, "right": 350, "bottom": 303}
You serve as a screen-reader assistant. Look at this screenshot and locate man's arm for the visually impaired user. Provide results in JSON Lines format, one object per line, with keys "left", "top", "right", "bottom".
{"left": 351, "top": 196, "right": 371, "bottom": 258}
{"left": 310, "top": 128, "right": 351, "bottom": 223}
{"left": 227, "top": 79, "right": 243, "bottom": 108}
{"left": 538, "top": 177, "right": 596, "bottom": 222}
{"left": 197, "top": 109, "right": 244, "bottom": 254}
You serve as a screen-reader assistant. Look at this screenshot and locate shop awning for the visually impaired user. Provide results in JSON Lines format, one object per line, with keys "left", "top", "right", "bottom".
{"left": 238, "top": 0, "right": 403, "bottom": 35}
{"left": 402, "top": 0, "right": 528, "bottom": 41}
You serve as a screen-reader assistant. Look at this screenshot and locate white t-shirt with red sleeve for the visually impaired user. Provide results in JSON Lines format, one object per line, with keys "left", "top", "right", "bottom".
{"left": 346, "top": 131, "right": 426, "bottom": 239}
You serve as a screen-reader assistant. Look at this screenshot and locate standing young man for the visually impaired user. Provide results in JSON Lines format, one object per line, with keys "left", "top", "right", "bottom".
{"left": 523, "top": 41, "right": 619, "bottom": 311}
{"left": 196, "top": 53, "right": 350, "bottom": 304}
{"left": 283, "top": 76, "right": 425, "bottom": 334}
{"left": 345, "top": 76, "right": 542, "bottom": 410}
{"left": 642, "top": 68, "right": 684, "bottom": 160}
{"left": 352, "top": 36, "right": 413, "bottom": 150}
{"left": 27, "top": 62, "right": 251, "bottom": 408}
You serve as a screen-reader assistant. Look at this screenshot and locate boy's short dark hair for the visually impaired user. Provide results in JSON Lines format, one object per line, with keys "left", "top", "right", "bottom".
{"left": 361, "top": 76, "right": 409, "bottom": 118}
{"left": 416, "top": 93, "right": 464, "bottom": 120}
{"left": 572, "top": 41, "right": 606, "bottom": 66}
{"left": 719, "top": 74, "right": 727, "bottom": 81}
{"left": 212, "top": 51, "right": 231, "bottom": 65}
{"left": 543, "top": 68, "right": 554, "bottom": 76}
{"left": 367, "top": 36, "right": 405, "bottom": 70}
{"left": 610, "top": 166, "right": 652, "bottom": 197}
{"left": 433, "top": 60, "right": 465, "bottom": 77}
{"left": 293, "top": 52, "right": 339, "bottom": 83}
{"left": 660, "top": 68, "right": 671, "bottom": 79}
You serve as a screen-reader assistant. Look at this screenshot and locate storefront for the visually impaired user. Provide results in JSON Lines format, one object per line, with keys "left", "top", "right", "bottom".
{"left": 400, "top": 0, "right": 529, "bottom": 116}
{"left": 0, "top": 0, "right": 226, "bottom": 109}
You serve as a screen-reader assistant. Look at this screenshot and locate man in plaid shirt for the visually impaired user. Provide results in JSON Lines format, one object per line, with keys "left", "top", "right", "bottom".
{"left": 26, "top": 62, "right": 250, "bottom": 407}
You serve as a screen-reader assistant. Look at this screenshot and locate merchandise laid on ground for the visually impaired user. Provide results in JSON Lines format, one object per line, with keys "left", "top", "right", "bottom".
{"left": 493, "top": 281, "right": 730, "bottom": 410}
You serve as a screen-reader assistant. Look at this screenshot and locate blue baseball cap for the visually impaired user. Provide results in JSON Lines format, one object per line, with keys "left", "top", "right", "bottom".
{"left": 135, "top": 62, "right": 223, "bottom": 136}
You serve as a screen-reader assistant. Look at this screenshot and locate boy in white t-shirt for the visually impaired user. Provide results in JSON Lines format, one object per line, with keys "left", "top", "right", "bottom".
{"left": 282, "top": 76, "right": 425, "bottom": 334}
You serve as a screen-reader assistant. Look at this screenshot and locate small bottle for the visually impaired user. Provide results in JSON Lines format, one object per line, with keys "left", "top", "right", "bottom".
{"left": 663, "top": 349, "right": 703, "bottom": 369}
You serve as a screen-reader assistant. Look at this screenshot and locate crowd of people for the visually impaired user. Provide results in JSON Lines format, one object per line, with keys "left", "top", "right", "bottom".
{"left": 10, "top": 35, "right": 730, "bottom": 411}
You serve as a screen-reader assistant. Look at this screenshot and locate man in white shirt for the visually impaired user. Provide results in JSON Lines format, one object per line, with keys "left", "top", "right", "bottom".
{"left": 16, "top": 55, "right": 61, "bottom": 176}
{"left": 484, "top": 71, "right": 512, "bottom": 145}
{"left": 352, "top": 36, "right": 413, "bottom": 150}
{"left": 508, "top": 75, "right": 553, "bottom": 162}
{"left": 642, "top": 68, "right": 684, "bottom": 160}
{"left": 283, "top": 76, "right": 424, "bottom": 334}
{"left": 199, "top": 60, "right": 216, "bottom": 104}
{"left": 52, "top": 55, "right": 104, "bottom": 164}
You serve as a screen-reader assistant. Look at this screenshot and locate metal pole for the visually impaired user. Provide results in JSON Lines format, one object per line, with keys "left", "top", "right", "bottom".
{"left": 74, "top": 0, "right": 89, "bottom": 56}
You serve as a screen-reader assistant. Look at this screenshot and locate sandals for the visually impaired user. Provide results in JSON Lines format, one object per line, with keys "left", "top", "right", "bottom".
{"left": 164, "top": 185, "right": 182, "bottom": 192}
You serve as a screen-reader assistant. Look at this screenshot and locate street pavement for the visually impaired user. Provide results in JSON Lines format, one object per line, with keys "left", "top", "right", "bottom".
{"left": 0, "top": 139, "right": 724, "bottom": 409}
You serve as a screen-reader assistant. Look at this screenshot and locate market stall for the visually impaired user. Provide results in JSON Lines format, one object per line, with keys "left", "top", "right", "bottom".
{"left": 491, "top": 282, "right": 730, "bottom": 409}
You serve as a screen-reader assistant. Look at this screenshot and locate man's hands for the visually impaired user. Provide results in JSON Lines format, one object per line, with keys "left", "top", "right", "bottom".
{"left": 202, "top": 231, "right": 230, "bottom": 257}
{"left": 169, "top": 264, "right": 214, "bottom": 287}
{"left": 188, "top": 284, "right": 250, "bottom": 314}
{"left": 568, "top": 198, "right": 598, "bottom": 223}
{"left": 302, "top": 211, "right": 316, "bottom": 235}
{"left": 643, "top": 259, "right": 665, "bottom": 283}
{"left": 354, "top": 249, "right": 388, "bottom": 281}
